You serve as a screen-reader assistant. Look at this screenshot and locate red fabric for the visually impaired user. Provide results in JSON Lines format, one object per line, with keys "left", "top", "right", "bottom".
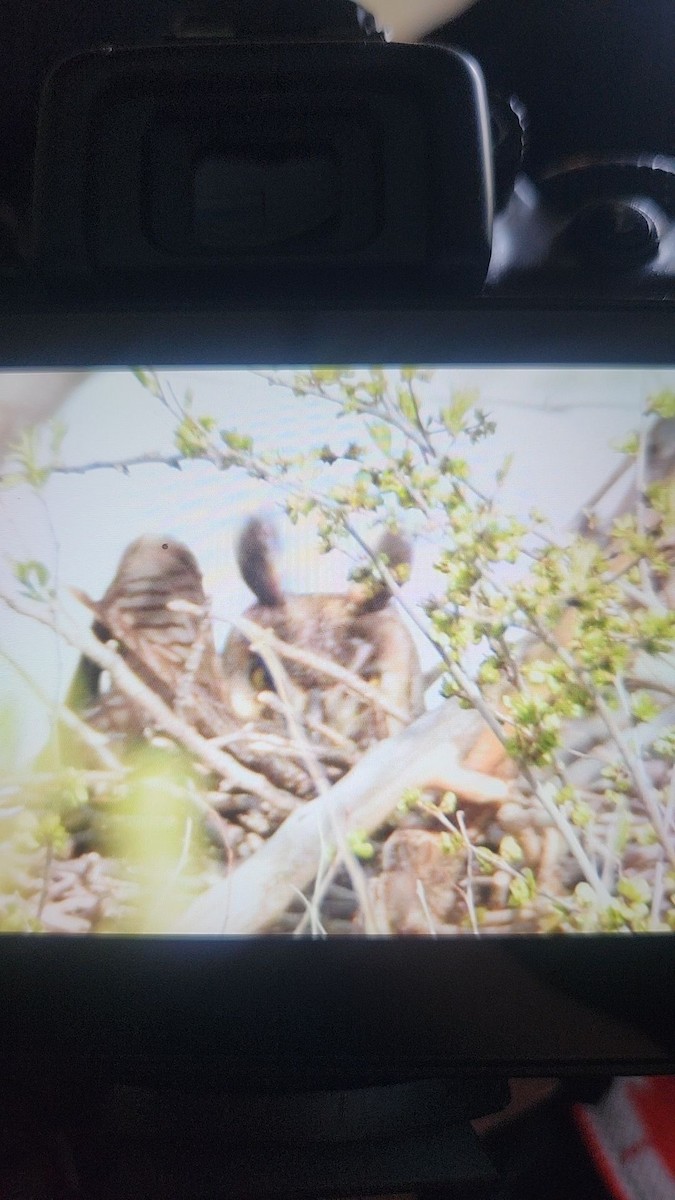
{"left": 575, "top": 1078, "right": 675, "bottom": 1200}
{"left": 624, "top": 1078, "right": 675, "bottom": 1176}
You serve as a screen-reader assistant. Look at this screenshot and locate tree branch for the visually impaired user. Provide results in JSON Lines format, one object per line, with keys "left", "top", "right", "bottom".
{"left": 569, "top": 455, "right": 634, "bottom": 534}
{"left": 226, "top": 613, "right": 412, "bottom": 727}
{"left": 176, "top": 703, "right": 513, "bottom": 935}
{"left": 526, "top": 612, "right": 675, "bottom": 868}
{"left": 0, "top": 647, "right": 121, "bottom": 771}
{"left": 0, "top": 590, "right": 296, "bottom": 818}
{"left": 47, "top": 453, "right": 187, "bottom": 476}
{"left": 249, "top": 626, "right": 380, "bottom": 933}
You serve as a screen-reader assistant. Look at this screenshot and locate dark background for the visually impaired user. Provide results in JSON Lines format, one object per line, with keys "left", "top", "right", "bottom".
{"left": 2, "top": 0, "right": 674, "bottom": 215}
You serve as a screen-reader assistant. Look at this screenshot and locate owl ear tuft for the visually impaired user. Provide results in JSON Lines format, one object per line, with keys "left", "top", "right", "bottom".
{"left": 236, "top": 515, "right": 285, "bottom": 607}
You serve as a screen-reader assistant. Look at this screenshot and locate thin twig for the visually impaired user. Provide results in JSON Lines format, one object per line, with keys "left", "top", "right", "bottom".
{"left": 415, "top": 878, "right": 438, "bottom": 937}
{"left": 569, "top": 455, "right": 634, "bottom": 533}
{"left": 521, "top": 610, "right": 675, "bottom": 869}
{"left": 635, "top": 422, "right": 664, "bottom": 610}
{"left": 170, "top": 596, "right": 413, "bottom": 729}
{"left": 0, "top": 589, "right": 295, "bottom": 816}
{"left": 651, "top": 859, "right": 665, "bottom": 931}
{"left": 290, "top": 886, "right": 327, "bottom": 937}
{"left": 625, "top": 676, "right": 675, "bottom": 699}
{"left": 224, "top": 613, "right": 412, "bottom": 727}
{"left": 251, "top": 628, "right": 379, "bottom": 935}
{"left": 25, "top": 452, "right": 187, "bottom": 477}
{"left": 343, "top": 520, "right": 616, "bottom": 902}
{"left": 601, "top": 803, "right": 623, "bottom": 893}
{"left": 177, "top": 703, "right": 500, "bottom": 934}
{"left": 666, "top": 766, "right": 675, "bottom": 838}
{"left": 36, "top": 840, "right": 54, "bottom": 921}
{"left": 250, "top": 630, "right": 332, "bottom": 934}
{"left": 419, "top": 797, "right": 575, "bottom": 915}
{"left": 276, "top": 373, "right": 433, "bottom": 457}
{"left": 457, "top": 811, "right": 480, "bottom": 936}
{"left": 0, "top": 647, "right": 121, "bottom": 771}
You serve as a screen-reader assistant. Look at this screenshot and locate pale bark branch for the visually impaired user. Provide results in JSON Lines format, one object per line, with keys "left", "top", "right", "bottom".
{"left": 43, "top": 453, "right": 187, "bottom": 476}
{"left": 570, "top": 455, "right": 634, "bottom": 534}
{"left": 176, "top": 703, "right": 511, "bottom": 935}
{"left": 0, "top": 647, "right": 122, "bottom": 771}
{"left": 342, "top": 520, "right": 619, "bottom": 905}
{"left": 172, "top": 598, "right": 413, "bottom": 727}
{"left": 0, "top": 590, "right": 296, "bottom": 817}
{"left": 228, "top": 614, "right": 412, "bottom": 727}
{"left": 250, "top": 630, "right": 379, "bottom": 933}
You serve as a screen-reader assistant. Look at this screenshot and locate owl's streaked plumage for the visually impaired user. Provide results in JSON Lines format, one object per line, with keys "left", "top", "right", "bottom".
{"left": 68, "top": 535, "right": 228, "bottom": 742}
{"left": 221, "top": 516, "right": 424, "bottom": 750}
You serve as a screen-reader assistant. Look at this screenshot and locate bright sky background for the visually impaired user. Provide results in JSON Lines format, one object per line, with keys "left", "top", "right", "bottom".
{"left": 1, "top": 365, "right": 673, "bottom": 764}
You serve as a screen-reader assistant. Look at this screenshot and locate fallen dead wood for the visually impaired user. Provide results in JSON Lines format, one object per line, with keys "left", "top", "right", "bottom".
{"left": 176, "top": 702, "right": 511, "bottom": 935}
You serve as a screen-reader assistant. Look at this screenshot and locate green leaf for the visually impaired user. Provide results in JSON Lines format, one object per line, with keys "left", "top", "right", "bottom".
{"left": 617, "top": 876, "right": 651, "bottom": 905}
{"left": 508, "top": 876, "right": 530, "bottom": 908}
{"left": 631, "top": 691, "right": 661, "bottom": 723}
{"left": 440, "top": 791, "right": 457, "bottom": 814}
{"left": 398, "top": 387, "right": 419, "bottom": 425}
{"left": 613, "top": 431, "right": 640, "bottom": 456}
{"left": 221, "top": 429, "right": 253, "bottom": 453}
{"left": 574, "top": 882, "right": 597, "bottom": 907}
{"left": 174, "top": 418, "right": 206, "bottom": 457}
{"left": 475, "top": 847, "right": 498, "bottom": 875}
{"left": 441, "top": 390, "right": 478, "bottom": 436}
{"left": 440, "top": 830, "right": 463, "bottom": 855}
{"left": 496, "top": 452, "right": 514, "bottom": 486}
{"left": 398, "top": 788, "right": 422, "bottom": 813}
{"left": 647, "top": 389, "right": 675, "bottom": 419}
{"left": 8, "top": 428, "right": 51, "bottom": 488}
{"left": 347, "top": 829, "right": 375, "bottom": 861}
{"left": 14, "top": 559, "right": 50, "bottom": 595}
{"left": 499, "top": 836, "right": 523, "bottom": 865}
{"left": 131, "top": 369, "right": 162, "bottom": 398}
{"left": 368, "top": 423, "right": 392, "bottom": 455}
{"left": 312, "top": 368, "right": 345, "bottom": 386}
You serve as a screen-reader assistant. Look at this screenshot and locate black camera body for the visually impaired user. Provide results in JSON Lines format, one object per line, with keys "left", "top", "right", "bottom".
{"left": 31, "top": 36, "right": 493, "bottom": 305}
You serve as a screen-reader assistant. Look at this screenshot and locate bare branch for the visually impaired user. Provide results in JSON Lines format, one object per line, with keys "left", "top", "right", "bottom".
{"left": 0, "top": 647, "right": 121, "bottom": 771}
{"left": 255, "top": 371, "right": 434, "bottom": 457}
{"left": 42, "top": 452, "right": 187, "bottom": 476}
{"left": 569, "top": 454, "right": 634, "bottom": 534}
{"left": 456, "top": 810, "right": 480, "bottom": 937}
{"left": 226, "top": 613, "right": 412, "bottom": 727}
{"left": 249, "top": 624, "right": 381, "bottom": 934}
{"left": 634, "top": 422, "right": 668, "bottom": 610}
{"left": 651, "top": 859, "right": 665, "bottom": 931}
{"left": 415, "top": 879, "right": 438, "bottom": 937}
{"left": 525, "top": 611, "right": 675, "bottom": 867}
{"left": 0, "top": 589, "right": 296, "bottom": 818}
{"left": 176, "top": 703, "right": 511, "bottom": 934}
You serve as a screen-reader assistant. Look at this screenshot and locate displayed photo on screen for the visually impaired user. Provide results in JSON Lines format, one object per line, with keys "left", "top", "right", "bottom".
{"left": 0, "top": 366, "right": 673, "bottom": 936}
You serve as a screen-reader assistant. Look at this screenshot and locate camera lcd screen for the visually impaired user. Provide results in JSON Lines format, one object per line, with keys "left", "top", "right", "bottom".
{"left": 1, "top": 365, "right": 673, "bottom": 938}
